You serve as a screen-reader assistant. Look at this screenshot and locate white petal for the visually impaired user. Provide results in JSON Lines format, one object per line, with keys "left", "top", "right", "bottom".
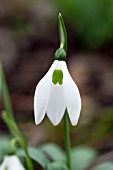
{"left": 34, "top": 61, "right": 57, "bottom": 125}
{"left": 47, "top": 85, "right": 66, "bottom": 126}
{"left": 0, "top": 155, "right": 25, "bottom": 170}
{"left": 54, "top": 60, "right": 62, "bottom": 69}
{"left": 62, "top": 61, "right": 81, "bottom": 126}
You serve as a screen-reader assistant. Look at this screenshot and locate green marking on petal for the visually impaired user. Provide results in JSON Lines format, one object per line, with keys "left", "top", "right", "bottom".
{"left": 52, "top": 69, "right": 63, "bottom": 85}
{"left": 5, "top": 166, "right": 9, "bottom": 170}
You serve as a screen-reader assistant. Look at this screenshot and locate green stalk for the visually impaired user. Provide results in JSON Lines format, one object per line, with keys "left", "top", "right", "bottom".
{"left": 2, "top": 111, "right": 33, "bottom": 170}
{"left": 58, "top": 13, "right": 71, "bottom": 169}
{"left": 0, "top": 62, "right": 14, "bottom": 117}
{"left": 0, "top": 63, "right": 34, "bottom": 170}
{"left": 64, "top": 111, "right": 72, "bottom": 170}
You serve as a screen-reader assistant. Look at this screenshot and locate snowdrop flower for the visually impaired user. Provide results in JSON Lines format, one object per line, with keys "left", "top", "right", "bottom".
{"left": 34, "top": 48, "right": 81, "bottom": 126}
{"left": 0, "top": 155, "right": 25, "bottom": 170}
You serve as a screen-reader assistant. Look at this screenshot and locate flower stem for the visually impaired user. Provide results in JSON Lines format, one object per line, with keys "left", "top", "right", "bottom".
{"left": 0, "top": 62, "right": 14, "bottom": 117}
{"left": 0, "top": 63, "right": 34, "bottom": 170}
{"left": 2, "top": 111, "right": 34, "bottom": 170}
{"left": 58, "top": 13, "right": 72, "bottom": 170}
{"left": 64, "top": 111, "right": 72, "bottom": 170}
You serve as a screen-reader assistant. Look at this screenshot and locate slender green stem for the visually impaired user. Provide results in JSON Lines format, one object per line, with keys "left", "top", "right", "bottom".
{"left": 0, "top": 62, "right": 14, "bottom": 117}
{"left": 64, "top": 111, "right": 72, "bottom": 170}
{"left": 0, "top": 63, "right": 34, "bottom": 170}
{"left": 58, "top": 13, "right": 71, "bottom": 169}
{"left": 2, "top": 111, "right": 34, "bottom": 170}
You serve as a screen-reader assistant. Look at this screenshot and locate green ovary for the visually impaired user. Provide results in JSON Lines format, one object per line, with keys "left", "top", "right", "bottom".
{"left": 52, "top": 69, "right": 63, "bottom": 85}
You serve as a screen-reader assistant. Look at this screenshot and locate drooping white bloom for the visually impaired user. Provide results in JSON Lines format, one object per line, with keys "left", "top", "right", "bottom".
{"left": 34, "top": 60, "right": 81, "bottom": 126}
{"left": 0, "top": 155, "right": 25, "bottom": 170}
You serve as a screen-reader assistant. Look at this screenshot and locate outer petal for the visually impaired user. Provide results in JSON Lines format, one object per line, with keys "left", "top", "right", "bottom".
{"left": 0, "top": 156, "right": 25, "bottom": 170}
{"left": 47, "top": 85, "right": 66, "bottom": 126}
{"left": 62, "top": 61, "right": 81, "bottom": 126}
{"left": 34, "top": 61, "right": 57, "bottom": 125}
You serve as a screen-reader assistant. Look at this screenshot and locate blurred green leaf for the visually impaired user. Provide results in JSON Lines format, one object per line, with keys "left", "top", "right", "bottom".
{"left": 28, "top": 147, "right": 49, "bottom": 168}
{"left": 71, "top": 146, "right": 97, "bottom": 170}
{"left": 46, "top": 162, "right": 68, "bottom": 170}
{"left": 16, "top": 149, "right": 27, "bottom": 168}
{"left": 92, "top": 162, "right": 113, "bottom": 170}
{"left": 0, "top": 136, "right": 10, "bottom": 163}
{"left": 39, "top": 143, "right": 65, "bottom": 162}
{"left": 17, "top": 147, "right": 49, "bottom": 168}
{"left": 55, "top": 0, "right": 113, "bottom": 49}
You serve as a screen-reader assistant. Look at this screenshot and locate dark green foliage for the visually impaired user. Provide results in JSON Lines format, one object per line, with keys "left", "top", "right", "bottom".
{"left": 54, "top": 0, "right": 113, "bottom": 49}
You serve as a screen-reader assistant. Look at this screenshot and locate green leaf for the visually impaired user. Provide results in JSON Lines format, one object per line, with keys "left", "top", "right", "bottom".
{"left": 28, "top": 147, "right": 49, "bottom": 168}
{"left": 92, "top": 162, "right": 113, "bottom": 170}
{"left": 39, "top": 143, "right": 65, "bottom": 162}
{"left": 46, "top": 162, "right": 68, "bottom": 170}
{"left": 71, "top": 146, "right": 97, "bottom": 170}
{"left": 16, "top": 149, "right": 27, "bottom": 168}
{"left": 0, "top": 136, "right": 10, "bottom": 163}
{"left": 17, "top": 147, "right": 49, "bottom": 168}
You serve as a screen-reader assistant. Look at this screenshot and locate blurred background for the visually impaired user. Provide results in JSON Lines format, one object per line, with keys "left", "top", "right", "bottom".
{"left": 0, "top": 0, "right": 113, "bottom": 165}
